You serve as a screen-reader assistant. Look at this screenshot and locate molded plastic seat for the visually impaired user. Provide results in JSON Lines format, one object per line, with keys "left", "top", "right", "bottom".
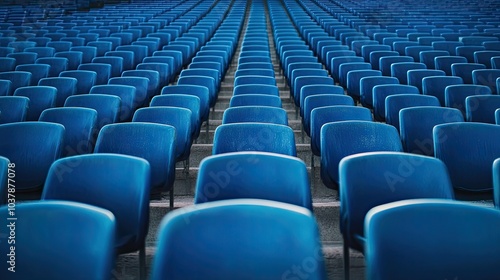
{"left": 390, "top": 62, "right": 427, "bottom": 85}
{"left": 451, "top": 63, "right": 486, "bottom": 84}
{"left": 64, "top": 94, "right": 121, "bottom": 131}
{"left": 42, "top": 153, "right": 150, "bottom": 279}
{"left": 419, "top": 50, "right": 449, "bottom": 69}
{"left": 161, "top": 85, "right": 210, "bottom": 126}
{"left": 47, "top": 41, "right": 73, "bottom": 52}
{"left": 373, "top": 84, "right": 420, "bottom": 121}
{"left": 321, "top": 121, "right": 403, "bottom": 190}
{"left": 36, "top": 57, "right": 68, "bottom": 77}
{"left": 108, "top": 77, "right": 149, "bottom": 111}
{"left": 365, "top": 199, "right": 500, "bottom": 280}
{"left": 369, "top": 51, "right": 398, "bottom": 70}
{"left": 137, "top": 63, "right": 170, "bottom": 89}
{"left": 229, "top": 94, "right": 282, "bottom": 108}
{"left": 341, "top": 153, "right": 454, "bottom": 280}
{"left": 456, "top": 46, "right": 485, "bottom": 63}
{"left": 466, "top": 95, "right": 500, "bottom": 123}
{"left": 303, "top": 94, "right": 355, "bottom": 136}
{"left": 54, "top": 51, "right": 83, "bottom": 70}
{"left": 360, "top": 76, "right": 399, "bottom": 108}
{"left": 400, "top": 107, "right": 464, "bottom": 155}
{"left": 150, "top": 94, "right": 201, "bottom": 139}
{"left": 294, "top": 76, "right": 335, "bottom": 108}
{"left": 38, "top": 77, "right": 77, "bottom": 107}
{"left": 39, "top": 107, "right": 97, "bottom": 157}
{"left": 105, "top": 50, "right": 134, "bottom": 71}
{"left": 407, "top": 69, "right": 446, "bottom": 93}
{"left": 150, "top": 199, "right": 326, "bottom": 280}
{"left": 213, "top": 123, "right": 296, "bottom": 156}
{"left": 14, "top": 86, "right": 57, "bottom": 121}
{"left": 132, "top": 107, "right": 192, "bottom": 162}
{"left": 92, "top": 56, "right": 123, "bottom": 78}
{"left": 445, "top": 84, "right": 492, "bottom": 116}
{"left": 0, "top": 122, "right": 64, "bottom": 193}
{"left": 222, "top": 106, "right": 288, "bottom": 126}
{"left": 434, "top": 56, "right": 468, "bottom": 75}
{"left": 59, "top": 70, "right": 97, "bottom": 95}
{"left": 24, "top": 46, "right": 55, "bottom": 58}
{"left": 0, "top": 201, "right": 116, "bottom": 280}
{"left": 472, "top": 69, "right": 500, "bottom": 93}
{"left": 195, "top": 152, "right": 312, "bottom": 210}
{"left": 116, "top": 45, "right": 148, "bottom": 67}
{"left": 0, "top": 71, "right": 32, "bottom": 95}
{"left": 474, "top": 50, "right": 500, "bottom": 68}
{"left": 0, "top": 57, "right": 16, "bottom": 73}
{"left": 379, "top": 56, "right": 414, "bottom": 76}
{"left": 87, "top": 41, "right": 112, "bottom": 57}
{"left": 434, "top": 122, "right": 500, "bottom": 196}
{"left": 385, "top": 94, "right": 440, "bottom": 130}
{"left": 177, "top": 76, "right": 217, "bottom": 107}
{"left": 15, "top": 64, "right": 50, "bottom": 86}
{"left": 422, "top": 76, "right": 464, "bottom": 106}
{"left": 122, "top": 70, "right": 160, "bottom": 100}
{"left": 0, "top": 96, "right": 29, "bottom": 124}
{"left": 78, "top": 63, "right": 111, "bottom": 85}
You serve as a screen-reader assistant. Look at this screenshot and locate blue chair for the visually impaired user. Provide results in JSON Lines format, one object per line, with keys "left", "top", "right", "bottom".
{"left": 466, "top": 95, "right": 500, "bottom": 123}
{"left": 434, "top": 123, "right": 500, "bottom": 198}
{"left": 42, "top": 153, "right": 150, "bottom": 279}
{"left": 338, "top": 62, "right": 372, "bottom": 89}
{"left": 0, "top": 57, "right": 16, "bottom": 72}
{"left": 379, "top": 56, "right": 414, "bottom": 76}
{"left": 15, "top": 64, "right": 50, "bottom": 86}
{"left": 233, "top": 84, "right": 279, "bottom": 96}
{"left": 361, "top": 44, "right": 391, "bottom": 62}
{"left": 393, "top": 41, "right": 419, "bottom": 55}
{"left": 108, "top": 76, "right": 149, "bottom": 111}
{"left": 0, "top": 47, "right": 15, "bottom": 57}
{"left": 213, "top": 123, "right": 296, "bottom": 156}
{"left": 7, "top": 52, "right": 38, "bottom": 67}
{"left": 419, "top": 50, "right": 449, "bottom": 69}
{"left": 294, "top": 76, "right": 334, "bottom": 108}
{"left": 116, "top": 45, "right": 147, "bottom": 67}
{"left": 369, "top": 51, "right": 398, "bottom": 70}
{"left": 195, "top": 152, "right": 312, "bottom": 210}
{"left": 311, "top": 106, "right": 372, "bottom": 158}
{"left": 61, "top": 37, "right": 85, "bottom": 48}
{"left": 132, "top": 107, "right": 192, "bottom": 163}
{"left": 64, "top": 94, "right": 121, "bottom": 132}
{"left": 150, "top": 199, "right": 326, "bottom": 280}
{"left": 229, "top": 94, "right": 282, "bottom": 108}
{"left": 59, "top": 70, "right": 97, "bottom": 95}
{"left": 0, "top": 71, "right": 32, "bottom": 95}
{"left": 445, "top": 84, "right": 492, "bottom": 117}
{"left": 0, "top": 96, "right": 29, "bottom": 124}
{"left": 89, "top": 84, "right": 136, "bottom": 122}
{"left": 78, "top": 63, "right": 111, "bottom": 85}
{"left": 87, "top": 41, "right": 113, "bottom": 57}
{"left": 25, "top": 46, "right": 55, "bottom": 58}
{"left": 474, "top": 50, "right": 500, "bottom": 68}
{"left": 105, "top": 50, "right": 134, "bottom": 71}
{"left": 400, "top": 107, "right": 464, "bottom": 156}
{"left": 303, "top": 94, "right": 355, "bottom": 136}
{"left": 177, "top": 76, "right": 217, "bottom": 108}
{"left": 47, "top": 41, "right": 73, "bottom": 52}
{"left": 0, "top": 201, "right": 116, "bottom": 280}
{"left": 92, "top": 56, "right": 123, "bottom": 78}
{"left": 39, "top": 107, "right": 97, "bottom": 157}
{"left": 234, "top": 75, "right": 276, "bottom": 87}
{"left": 365, "top": 199, "right": 500, "bottom": 280}
{"left": 434, "top": 56, "right": 468, "bottom": 76}
{"left": 340, "top": 153, "right": 454, "bottom": 280}
{"left": 14, "top": 86, "right": 57, "bottom": 121}
{"left": 235, "top": 69, "right": 274, "bottom": 79}
{"left": 137, "top": 62, "right": 170, "bottom": 89}
{"left": 405, "top": 46, "right": 433, "bottom": 62}
{"left": 36, "top": 57, "right": 68, "bottom": 77}
{"left": 0, "top": 122, "right": 64, "bottom": 195}
{"left": 38, "top": 77, "right": 77, "bottom": 107}
{"left": 421, "top": 76, "right": 463, "bottom": 106}
{"left": 321, "top": 121, "right": 403, "bottom": 189}
{"left": 360, "top": 76, "right": 399, "bottom": 108}
{"left": 456, "top": 46, "right": 486, "bottom": 63}
{"left": 346, "top": 69, "right": 381, "bottom": 101}
{"left": 222, "top": 106, "right": 288, "bottom": 126}
{"left": 472, "top": 69, "right": 500, "bottom": 93}
{"left": 122, "top": 69, "right": 161, "bottom": 100}
{"left": 390, "top": 62, "right": 427, "bottom": 85}
{"left": 432, "top": 41, "right": 463, "bottom": 55}
{"left": 54, "top": 51, "right": 83, "bottom": 70}
{"left": 385, "top": 94, "right": 440, "bottom": 130}
{"left": 373, "top": 84, "right": 420, "bottom": 121}
{"left": 407, "top": 69, "right": 446, "bottom": 93}
{"left": 150, "top": 94, "right": 201, "bottom": 139}
{"left": 331, "top": 56, "right": 364, "bottom": 82}
{"left": 0, "top": 79, "right": 10, "bottom": 96}
{"left": 451, "top": 63, "right": 486, "bottom": 84}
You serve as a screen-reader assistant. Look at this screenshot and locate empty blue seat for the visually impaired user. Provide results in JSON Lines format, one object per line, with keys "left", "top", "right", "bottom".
{"left": 54, "top": 51, "right": 83, "bottom": 71}
{"left": 64, "top": 94, "right": 121, "bottom": 132}
{"left": 150, "top": 199, "right": 325, "bottom": 280}
{"left": 434, "top": 56, "right": 468, "bottom": 76}
{"left": 0, "top": 96, "right": 29, "bottom": 124}
{"left": 122, "top": 69, "right": 160, "bottom": 100}
{"left": 385, "top": 94, "right": 441, "bottom": 130}
{"left": 77, "top": 63, "right": 111, "bottom": 85}
{"left": 195, "top": 152, "right": 312, "bottom": 210}
{"left": 422, "top": 76, "right": 464, "bottom": 106}
{"left": 87, "top": 41, "right": 112, "bottom": 57}
{"left": 465, "top": 95, "right": 500, "bottom": 123}
{"left": 445, "top": 84, "right": 492, "bottom": 117}
{"left": 321, "top": 121, "right": 403, "bottom": 189}
{"left": 116, "top": 45, "right": 148, "bottom": 68}
{"left": 42, "top": 153, "right": 150, "bottom": 279}
{"left": 365, "top": 199, "right": 500, "bottom": 280}
{"left": 407, "top": 69, "right": 446, "bottom": 93}
{"left": 8, "top": 52, "right": 38, "bottom": 67}
{"left": 47, "top": 41, "right": 73, "bottom": 52}
{"left": 405, "top": 46, "right": 433, "bottom": 62}
{"left": 390, "top": 62, "right": 427, "bottom": 85}
{"left": 456, "top": 46, "right": 485, "bottom": 63}
{"left": 361, "top": 44, "right": 391, "bottom": 62}
{"left": 229, "top": 94, "right": 282, "bottom": 108}
{"left": 105, "top": 50, "right": 134, "bottom": 71}
{"left": 15, "top": 64, "right": 50, "bottom": 86}
{"left": 177, "top": 76, "right": 217, "bottom": 108}
{"left": 340, "top": 153, "right": 454, "bottom": 280}
{"left": 150, "top": 94, "right": 201, "bottom": 139}
{"left": 36, "top": 57, "right": 68, "bottom": 77}
{"left": 330, "top": 56, "right": 364, "bottom": 82}
{"left": 472, "top": 69, "right": 500, "bottom": 93}
{"left": 92, "top": 56, "right": 123, "bottom": 78}
{"left": 59, "top": 70, "right": 97, "bottom": 95}
{"left": 39, "top": 107, "right": 97, "bottom": 157}
{"left": 379, "top": 56, "right": 414, "bottom": 76}
{"left": 0, "top": 57, "right": 16, "bottom": 73}
{"left": 393, "top": 41, "right": 419, "bottom": 55}
{"left": 213, "top": 123, "right": 296, "bottom": 156}
{"left": 0, "top": 71, "right": 32, "bottom": 95}
{"left": 373, "top": 84, "right": 420, "bottom": 121}
{"left": 360, "top": 76, "right": 399, "bottom": 108}
{"left": 419, "top": 50, "right": 449, "bottom": 69}
{"left": 370, "top": 51, "right": 398, "bottom": 70}
{"left": 303, "top": 94, "right": 355, "bottom": 136}
{"left": 432, "top": 41, "right": 463, "bottom": 55}
{"left": 24, "top": 46, "right": 55, "bottom": 58}
{"left": 474, "top": 51, "right": 500, "bottom": 68}
{"left": 89, "top": 84, "right": 134, "bottom": 122}
{"left": 108, "top": 76, "right": 149, "bottom": 111}
{"left": 0, "top": 122, "right": 64, "bottom": 194}
{"left": 161, "top": 85, "right": 210, "bottom": 132}
{"left": 451, "top": 63, "right": 486, "bottom": 84}
{"left": 294, "top": 76, "right": 335, "bottom": 108}
{"left": 434, "top": 122, "right": 500, "bottom": 197}
{"left": 400, "top": 107, "right": 464, "bottom": 155}
{"left": 0, "top": 201, "right": 116, "bottom": 279}
{"left": 222, "top": 106, "right": 288, "bottom": 126}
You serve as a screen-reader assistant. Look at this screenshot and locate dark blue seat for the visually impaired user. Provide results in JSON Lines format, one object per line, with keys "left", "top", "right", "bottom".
{"left": 434, "top": 56, "right": 468, "bottom": 75}
{"left": 38, "top": 77, "right": 77, "bottom": 107}
{"left": 122, "top": 70, "right": 161, "bottom": 100}
{"left": 89, "top": 84, "right": 137, "bottom": 122}
{"left": 54, "top": 51, "right": 83, "bottom": 70}
{"left": 222, "top": 106, "right": 288, "bottom": 126}
{"left": 15, "top": 64, "right": 50, "bottom": 86}
{"left": 14, "top": 86, "right": 57, "bottom": 121}
{"left": 105, "top": 50, "right": 134, "bottom": 71}
{"left": 379, "top": 56, "right": 414, "bottom": 76}
{"left": 0, "top": 96, "right": 29, "bottom": 124}
{"left": 321, "top": 121, "right": 403, "bottom": 189}
{"left": 472, "top": 69, "right": 500, "bottom": 93}
{"left": 419, "top": 50, "right": 449, "bottom": 69}
{"left": 64, "top": 94, "right": 121, "bottom": 131}
{"left": 0, "top": 71, "right": 32, "bottom": 95}
{"left": 229, "top": 94, "right": 282, "bottom": 108}
{"left": 303, "top": 94, "right": 355, "bottom": 136}
{"left": 390, "top": 62, "right": 427, "bottom": 85}
{"left": 150, "top": 94, "right": 201, "bottom": 139}
{"left": 360, "top": 76, "right": 399, "bottom": 108}
{"left": 445, "top": 84, "right": 492, "bottom": 117}
{"left": 385, "top": 94, "right": 440, "bottom": 131}
{"left": 465, "top": 95, "right": 500, "bottom": 123}
{"left": 422, "top": 76, "right": 464, "bottom": 106}
{"left": 92, "top": 56, "right": 123, "bottom": 78}
{"left": 451, "top": 63, "right": 486, "bottom": 84}
{"left": 108, "top": 76, "right": 149, "bottom": 111}
{"left": 177, "top": 76, "right": 217, "bottom": 108}
{"left": 36, "top": 57, "right": 68, "bottom": 77}
{"left": 59, "top": 70, "right": 97, "bottom": 95}
{"left": 373, "top": 84, "right": 420, "bottom": 121}
{"left": 0, "top": 201, "right": 116, "bottom": 279}
{"left": 407, "top": 69, "right": 446, "bottom": 93}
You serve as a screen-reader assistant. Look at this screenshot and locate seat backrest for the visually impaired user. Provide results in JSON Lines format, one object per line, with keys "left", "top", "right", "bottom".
{"left": 385, "top": 94, "right": 440, "bottom": 130}
{"left": 150, "top": 199, "right": 325, "bottom": 280}
{"left": 0, "top": 71, "right": 32, "bottom": 95}
{"left": 434, "top": 122, "right": 500, "bottom": 193}
{"left": 42, "top": 153, "right": 150, "bottom": 254}
{"left": 0, "top": 96, "right": 29, "bottom": 124}
{"left": 472, "top": 69, "right": 500, "bottom": 93}
{"left": 445, "top": 84, "right": 492, "bottom": 116}
{"left": 59, "top": 70, "right": 97, "bottom": 95}
{"left": 365, "top": 199, "right": 500, "bottom": 280}
{"left": 451, "top": 62, "right": 486, "bottom": 84}
{"left": 14, "top": 86, "right": 58, "bottom": 121}
{"left": 213, "top": 123, "right": 296, "bottom": 156}
{"left": 466, "top": 95, "right": 500, "bottom": 123}
{"left": 222, "top": 106, "right": 288, "bottom": 126}
{"left": 92, "top": 56, "right": 124, "bottom": 78}
{"left": 39, "top": 107, "right": 98, "bottom": 157}
{"left": 434, "top": 56, "right": 467, "bottom": 75}
{"left": 340, "top": 153, "right": 454, "bottom": 253}
{"left": 372, "top": 84, "right": 420, "bottom": 121}
{"left": 421, "top": 76, "right": 463, "bottom": 106}
{"left": 64, "top": 94, "right": 121, "bottom": 131}
{"left": 0, "top": 122, "right": 64, "bottom": 191}
{"left": 0, "top": 200, "right": 116, "bottom": 279}
{"left": 229, "top": 94, "right": 282, "bottom": 108}
{"left": 320, "top": 121, "right": 403, "bottom": 189}
{"left": 407, "top": 69, "right": 446, "bottom": 93}
{"left": 400, "top": 107, "right": 464, "bottom": 156}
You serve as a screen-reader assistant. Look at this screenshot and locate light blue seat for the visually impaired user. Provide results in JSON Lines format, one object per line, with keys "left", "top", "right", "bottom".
{"left": 365, "top": 199, "right": 499, "bottom": 280}
{"left": 303, "top": 94, "right": 355, "bottom": 136}
{"left": 150, "top": 199, "right": 326, "bottom": 280}
{"left": 400, "top": 107, "right": 464, "bottom": 155}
